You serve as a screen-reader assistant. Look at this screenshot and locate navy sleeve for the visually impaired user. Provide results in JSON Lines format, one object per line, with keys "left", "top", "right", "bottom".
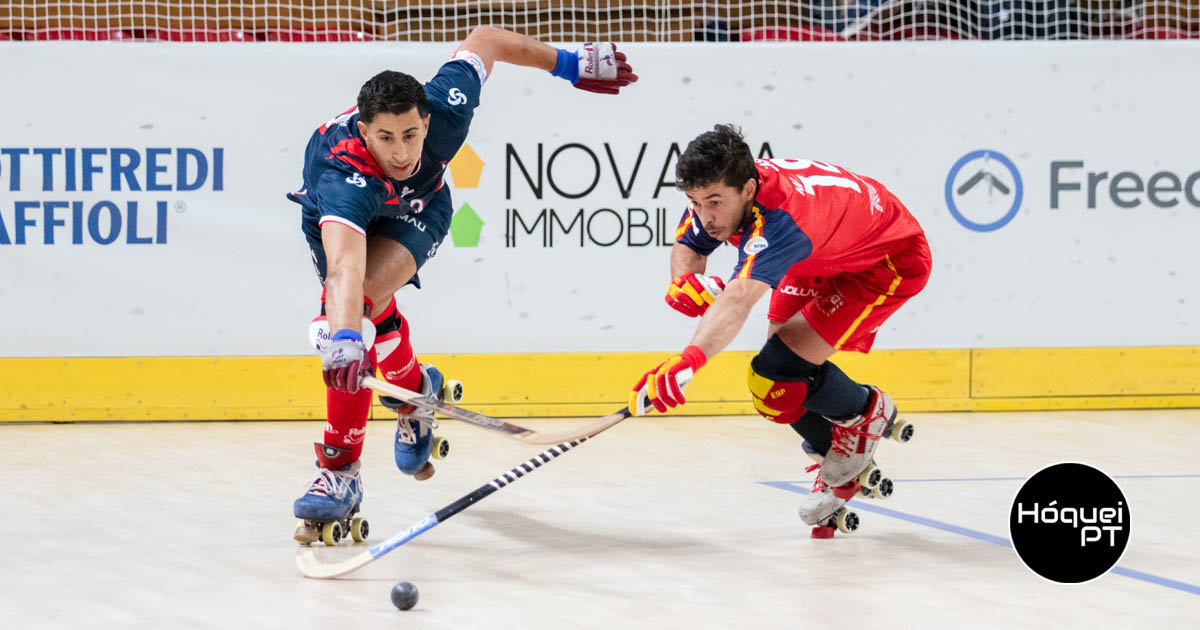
{"left": 422, "top": 58, "right": 484, "bottom": 160}
{"left": 313, "top": 169, "right": 387, "bottom": 234}
{"left": 730, "top": 207, "right": 813, "bottom": 288}
{"left": 673, "top": 206, "right": 722, "bottom": 256}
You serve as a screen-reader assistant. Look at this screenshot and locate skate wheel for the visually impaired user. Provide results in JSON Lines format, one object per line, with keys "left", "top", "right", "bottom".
{"left": 835, "top": 508, "right": 860, "bottom": 534}
{"left": 891, "top": 418, "right": 914, "bottom": 443}
{"left": 431, "top": 436, "right": 450, "bottom": 460}
{"left": 443, "top": 379, "right": 464, "bottom": 404}
{"left": 859, "top": 464, "right": 882, "bottom": 490}
{"left": 350, "top": 516, "right": 369, "bottom": 542}
{"left": 321, "top": 520, "right": 343, "bottom": 546}
{"left": 870, "top": 477, "right": 894, "bottom": 500}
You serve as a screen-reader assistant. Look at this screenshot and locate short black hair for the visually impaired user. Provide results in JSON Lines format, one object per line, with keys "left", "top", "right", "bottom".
{"left": 357, "top": 70, "right": 430, "bottom": 123}
{"left": 675, "top": 124, "right": 757, "bottom": 191}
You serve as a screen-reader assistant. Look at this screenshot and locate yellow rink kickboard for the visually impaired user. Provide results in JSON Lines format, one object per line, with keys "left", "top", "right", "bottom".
{"left": 2, "top": 347, "right": 1199, "bottom": 421}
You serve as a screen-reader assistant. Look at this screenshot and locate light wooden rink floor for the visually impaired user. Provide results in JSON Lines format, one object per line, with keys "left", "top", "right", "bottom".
{"left": 1, "top": 409, "right": 1197, "bottom": 629}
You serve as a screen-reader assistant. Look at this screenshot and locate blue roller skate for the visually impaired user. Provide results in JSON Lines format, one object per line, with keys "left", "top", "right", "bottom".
{"left": 380, "top": 364, "right": 460, "bottom": 481}
{"left": 292, "top": 443, "right": 369, "bottom": 546}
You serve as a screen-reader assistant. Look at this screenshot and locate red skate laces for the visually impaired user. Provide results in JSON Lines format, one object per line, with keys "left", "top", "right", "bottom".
{"left": 808, "top": 463, "right": 862, "bottom": 500}
{"left": 828, "top": 421, "right": 884, "bottom": 458}
{"left": 806, "top": 464, "right": 829, "bottom": 494}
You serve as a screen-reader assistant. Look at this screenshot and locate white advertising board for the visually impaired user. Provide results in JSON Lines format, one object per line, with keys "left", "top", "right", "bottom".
{"left": 2, "top": 41, "right": 1198, "bottom": 357}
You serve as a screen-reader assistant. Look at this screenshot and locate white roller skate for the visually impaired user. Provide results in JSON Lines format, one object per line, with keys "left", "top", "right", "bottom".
{"left": 381, "top": 363, "right": 462, "bottom": 481}
{"left": 292, "top": 444, "right": 369, "bottom": 546}
{"left": 799, "top": 441, "right": 862, "bottom": 538}
{"left": 819, "top": 385, "right": 896, "bottom": 487}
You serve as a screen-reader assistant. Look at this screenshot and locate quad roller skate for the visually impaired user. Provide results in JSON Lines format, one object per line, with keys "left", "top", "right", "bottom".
{"left": 293, "top": 445, "right": 370, "bottom": 547}
{"left": 803, "top": 411, "right": 916, "bottom": 539}
{"left": 384, "top": 363, "right": 463, "bottom": 481}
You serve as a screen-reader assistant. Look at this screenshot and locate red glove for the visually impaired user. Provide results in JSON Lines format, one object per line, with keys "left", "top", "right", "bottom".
{"left": 574, "top": 43, "right": 638, "bottom": 94}
{"left": 630, "top": 345, "right": 707, "bottom": 415}
{"left": 664, "top": 273, "right": 725, "bottom": 317}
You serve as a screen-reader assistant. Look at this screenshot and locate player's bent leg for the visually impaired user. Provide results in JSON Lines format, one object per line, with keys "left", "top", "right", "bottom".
{"left": 746, "top": 334, "right": 869, "bottom": 423}
{"left": 789, "top": 410, "right": 833, "bottom": 456}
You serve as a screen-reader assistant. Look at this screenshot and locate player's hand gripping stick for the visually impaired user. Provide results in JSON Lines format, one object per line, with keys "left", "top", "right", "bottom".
{"left": 630, "top": 345, "right": 706, "bottom": 415}
{"left": 551, "top": 43, "right": 638, "bottom": 94}
{"left": 664, "top": 273, "right": 725, "bottom": 317}
{"left": 322, "top": 331, "right": 370, "bottom": 393}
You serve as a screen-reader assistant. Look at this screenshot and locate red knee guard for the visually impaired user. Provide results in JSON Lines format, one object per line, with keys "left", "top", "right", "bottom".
{"left": 747, "top": 364, "right": 809, "bottom": 424}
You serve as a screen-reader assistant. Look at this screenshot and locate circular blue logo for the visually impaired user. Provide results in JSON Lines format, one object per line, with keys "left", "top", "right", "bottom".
{"left": 945, "top": 150, "right": 1023, "bottom": 232}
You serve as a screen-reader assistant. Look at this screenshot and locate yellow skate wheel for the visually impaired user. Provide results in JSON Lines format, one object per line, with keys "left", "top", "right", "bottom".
{"left": 835, "top": 508, "right": 860, "bottom": 534}
{"left": 891, "top": 418, "right": 915, "bottom": 443}
{"left": 432, "top": 436, "right": 450, "bottom": 460}
{"left": 321, "top": 521, "right": 343, "bottom": 546}
{"left": 859, "top": 464, "right": 882, "bottom": 490}
{"left": 350, "top": 516, "right": 369, "bottom": 542}
{"left": 294, "top": 520, "right": 318, "bottom": 546}
{"left": 443, "top": 379, "right": 464, "bottom": 404}
{"left": 870, "top": 477, "right": 894, "bottom": 500}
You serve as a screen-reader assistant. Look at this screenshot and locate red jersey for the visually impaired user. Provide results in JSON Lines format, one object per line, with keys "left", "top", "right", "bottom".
{"left": 675, "top": 159, "right": 925, "bottom": 287}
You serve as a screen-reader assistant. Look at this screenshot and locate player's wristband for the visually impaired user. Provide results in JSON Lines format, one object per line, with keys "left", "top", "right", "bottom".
{"left": 551, "top": 48, "right": 580, "bottom": 84}
{"left": 331, "top": 329, "right": 363, "bottom": 343}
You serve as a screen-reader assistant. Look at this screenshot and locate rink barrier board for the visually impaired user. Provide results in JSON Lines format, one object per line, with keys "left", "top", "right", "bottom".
{"left": 1, "top": 346, "right": 1198, "bottom": 421}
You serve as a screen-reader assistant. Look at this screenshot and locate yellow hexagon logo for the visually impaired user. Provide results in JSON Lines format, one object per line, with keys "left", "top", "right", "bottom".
{"left": 448, "top": 143, "right": 484, "bottom": 189}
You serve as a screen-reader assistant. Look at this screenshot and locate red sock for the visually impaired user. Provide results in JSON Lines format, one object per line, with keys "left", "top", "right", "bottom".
{"left": 373, "top": 298, "right": 421, "bottom": 392}
{"left": 323, "top": 357, "right": 373, "bottom": 462}
{"left": 319, "top": 293, "right": 377, "bottom": 463}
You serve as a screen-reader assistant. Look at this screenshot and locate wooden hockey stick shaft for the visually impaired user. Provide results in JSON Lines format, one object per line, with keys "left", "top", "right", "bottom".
{"left": 362, "top": 376, "right": 625, "bottom": 445}
{"left": 295, "top": 407, "right": 632, "bottom": 579}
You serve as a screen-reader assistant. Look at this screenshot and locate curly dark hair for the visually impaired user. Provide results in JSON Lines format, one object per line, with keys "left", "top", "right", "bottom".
{"left": 675, "top": 124, "right": 757, "bottom": 191}
{"left": 357, "top": 70, "right": 430, "bottom": 123}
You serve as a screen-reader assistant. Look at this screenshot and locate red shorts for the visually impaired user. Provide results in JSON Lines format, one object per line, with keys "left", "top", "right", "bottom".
{"left": 766, "top": 236, "right": 932, "bottom": 353}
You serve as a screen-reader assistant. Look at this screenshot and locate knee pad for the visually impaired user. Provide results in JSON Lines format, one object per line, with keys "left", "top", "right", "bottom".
{"left": 747, "top": 336, "right": 820, "bottom": 424}
{"left": 746, "top": 335, "right": 869, "bottom": 423}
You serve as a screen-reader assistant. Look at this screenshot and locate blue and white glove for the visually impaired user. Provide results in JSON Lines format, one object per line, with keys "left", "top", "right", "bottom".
{"left": 551, "top": 43, "right": 638, "bottom": 95}
{"left": 322, "top": 330, "right": 369, "bottom": 394}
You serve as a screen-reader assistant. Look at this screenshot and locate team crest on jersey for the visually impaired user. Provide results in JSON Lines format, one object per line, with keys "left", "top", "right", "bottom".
{"left": 447, "top": 88, "right": 467, "bottom": 106}
{"left": 745, "top": 236, "right": 770, "bottom": 255}
{"left": 346, "top": 173, "right": 367, "bottom": 188}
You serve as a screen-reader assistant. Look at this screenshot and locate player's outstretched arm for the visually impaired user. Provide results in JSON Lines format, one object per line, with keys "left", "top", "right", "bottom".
{"left": 457, "top": 26, "right": 638, "bottom": 94}
{"left": 319, "top": 223, "right": 370, "bottom": 393}
{"left": 631, "top": 277, "right": 770, "bottom": 414}
{"left": 689, "top": 277, "right": 771, "bottom": 358}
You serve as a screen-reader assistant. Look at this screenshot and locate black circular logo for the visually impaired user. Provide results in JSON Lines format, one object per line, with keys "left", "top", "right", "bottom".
{"left": 1009, "top": 462, "right": 1131, "bottom": 584}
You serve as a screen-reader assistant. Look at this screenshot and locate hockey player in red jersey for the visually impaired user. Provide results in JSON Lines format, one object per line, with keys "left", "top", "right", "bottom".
{"left": 632, "top": 125, "right": 931, "bottom": 537}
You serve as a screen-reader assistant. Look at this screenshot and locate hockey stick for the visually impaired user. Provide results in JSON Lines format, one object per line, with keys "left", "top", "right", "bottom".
{"left": 362, "top": 376, "right": 626, "bottom": 445}
{"left": 295, "top": 407, "right": 631, "bottom": 579}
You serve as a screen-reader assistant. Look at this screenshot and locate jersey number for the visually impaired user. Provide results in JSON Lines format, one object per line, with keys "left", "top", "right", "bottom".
{"left": 762, "top": 159, "right": 861, "bottom": 196}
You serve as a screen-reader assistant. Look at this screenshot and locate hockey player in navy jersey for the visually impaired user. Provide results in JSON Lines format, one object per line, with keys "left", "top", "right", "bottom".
{"left": 288, "top": 27, "right": 637, "bottom": 545}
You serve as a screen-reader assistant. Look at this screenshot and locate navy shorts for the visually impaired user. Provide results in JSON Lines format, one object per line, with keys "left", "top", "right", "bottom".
{"left": 303, "top": 186, "right": 453, "bottom": 289}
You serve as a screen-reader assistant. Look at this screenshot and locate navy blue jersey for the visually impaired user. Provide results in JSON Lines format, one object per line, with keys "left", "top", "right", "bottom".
{"left": 288, "top": 55, "right": 486, "bottom": 237}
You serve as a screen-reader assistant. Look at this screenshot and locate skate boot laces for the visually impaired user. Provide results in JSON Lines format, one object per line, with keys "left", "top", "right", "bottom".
{"left": 828, "top": 421, "right": 884, "bottom": 458}
{"left": 806, "top": 464, "right": 830, "bottom": 494}
{"left": 303, "top": 467, "right": 355, "bottom": 500}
